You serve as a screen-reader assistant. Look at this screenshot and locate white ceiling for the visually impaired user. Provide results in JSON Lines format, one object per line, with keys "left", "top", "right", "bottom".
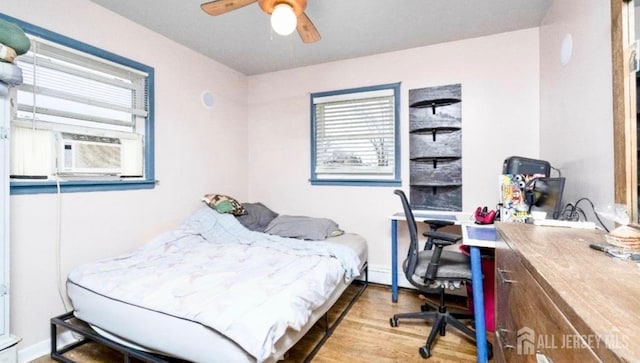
{"left": 88, "top": 0, "right": 553, "bottom": 76}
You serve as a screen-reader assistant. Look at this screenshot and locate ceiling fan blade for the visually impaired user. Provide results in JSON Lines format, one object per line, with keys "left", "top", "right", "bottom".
{"left": 201, "top": 0, "right": 257, "bottom": 16}
{"left": 296, "top": 12, "right": 321, "bottom": 43}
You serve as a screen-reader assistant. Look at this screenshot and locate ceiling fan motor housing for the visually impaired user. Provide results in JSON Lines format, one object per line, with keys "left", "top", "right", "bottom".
{"left": 258, "top": 0, "right": 307, "bottom": 16}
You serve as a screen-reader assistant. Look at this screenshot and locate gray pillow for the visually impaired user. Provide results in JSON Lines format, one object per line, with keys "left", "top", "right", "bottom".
{"left": 264, "top": 215, "right": 343, "bottom": 241}
{"left": 236, "top": 202, "right": 278, "bottom": 232}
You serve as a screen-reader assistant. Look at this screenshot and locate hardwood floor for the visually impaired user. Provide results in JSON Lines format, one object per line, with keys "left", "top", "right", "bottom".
{"left": 34, "top": 284, "right": 480, "bottom": 363}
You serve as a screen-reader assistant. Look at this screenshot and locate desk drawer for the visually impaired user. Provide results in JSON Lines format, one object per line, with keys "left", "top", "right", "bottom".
{"left": 495, "top": 242, "right": 601, "bottom": 362}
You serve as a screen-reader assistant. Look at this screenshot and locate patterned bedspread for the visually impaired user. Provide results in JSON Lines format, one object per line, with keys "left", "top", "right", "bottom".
{"left": 68, "top": 207, "right": 362, "bottom": 362}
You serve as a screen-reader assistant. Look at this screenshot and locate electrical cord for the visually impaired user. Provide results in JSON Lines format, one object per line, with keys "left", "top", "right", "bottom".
{"left": 54, "top": 139, "right": 83, "bottom": 343}
{"left": 561, "top": 203, "right": 585, "bottom": 221}
{"left": 550, "top": 165, "right": 562, "bottom": 178}
{"left": 55, "top": 173, "right": 70, "bottom": 312}
{"left": 562, "top": 198, "right": 609, "bottom": 232}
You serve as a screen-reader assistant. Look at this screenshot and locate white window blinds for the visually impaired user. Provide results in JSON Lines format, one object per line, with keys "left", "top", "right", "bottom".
{"left": 14, "top": 36, "right": 148, "bottom": 133}
{"left": 313, "top": 88, "right": 396, "bottom": 178}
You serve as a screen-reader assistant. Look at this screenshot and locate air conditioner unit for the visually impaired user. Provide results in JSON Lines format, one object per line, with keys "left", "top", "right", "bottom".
{"left": 58, "top": 132, "right": 122, "bottom": 175}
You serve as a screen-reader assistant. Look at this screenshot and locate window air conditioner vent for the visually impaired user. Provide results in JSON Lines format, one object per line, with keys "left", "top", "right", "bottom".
{"left": 58, "top": 132, "right": 122, "bottom": 175}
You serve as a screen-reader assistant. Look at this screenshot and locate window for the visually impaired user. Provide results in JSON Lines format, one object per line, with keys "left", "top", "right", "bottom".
{"left": 310, "top": 83, "right": 401, "bottom": 186}
{"left": 2, "top": 15, "right": 155, "bottom": 194}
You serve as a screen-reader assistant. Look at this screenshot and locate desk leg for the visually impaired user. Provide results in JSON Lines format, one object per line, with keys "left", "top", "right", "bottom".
{"left": 391, "top": 220, "right": 398, "bottom": 303}
{"left": 470, "top": 246, "right": 487, "bottom": 363}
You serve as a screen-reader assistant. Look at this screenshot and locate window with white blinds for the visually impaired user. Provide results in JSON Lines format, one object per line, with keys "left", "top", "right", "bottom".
{"left": 311, "top": 83, "right": 401, "bottom": 186}
{"left": 5, "top": 14, "right": 155, "bottom": 194}
{"left": 15, "top": 37, "right": 148, "bottom": 133}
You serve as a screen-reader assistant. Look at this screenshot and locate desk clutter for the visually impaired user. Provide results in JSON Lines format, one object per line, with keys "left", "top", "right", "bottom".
{"left": 499, "top": 173, "right": 566, "bottom": 223}
{"left": 605, "top": 224, "right": 640, "bottom": 251}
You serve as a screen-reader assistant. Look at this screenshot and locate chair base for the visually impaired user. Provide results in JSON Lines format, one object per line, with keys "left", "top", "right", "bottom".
{"left": 419, "top": 293, "right": 472, "bottom": 317}
{"left": 390, "top": 308, "right": 493, "bottom": 360}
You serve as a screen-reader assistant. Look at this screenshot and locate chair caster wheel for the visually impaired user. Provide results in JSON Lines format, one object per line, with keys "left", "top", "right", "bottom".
{"left": 487, "top": 341, "right": 494, "bottom": 360}
{"left": 420, "top": 304, "right": 432, "bottom": 312}
{"left": 390, "top": 317, "right": 399, "bottom": 327}
{"left": 419, "top": 346, "right": 431, "bottom": 359}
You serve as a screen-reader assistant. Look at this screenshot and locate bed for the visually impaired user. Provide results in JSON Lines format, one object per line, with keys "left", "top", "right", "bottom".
{"left": 58, "top": 206, "right": 368, "bottom": 363}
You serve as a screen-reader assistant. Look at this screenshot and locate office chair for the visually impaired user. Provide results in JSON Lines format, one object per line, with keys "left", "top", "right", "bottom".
{"left": 389, "top": 190, "right": 492, "bottom": 359}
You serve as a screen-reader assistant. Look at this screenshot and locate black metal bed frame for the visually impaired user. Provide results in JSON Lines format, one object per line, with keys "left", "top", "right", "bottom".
{"left": 50, "top": 263, "right": 368, "bottom": 363}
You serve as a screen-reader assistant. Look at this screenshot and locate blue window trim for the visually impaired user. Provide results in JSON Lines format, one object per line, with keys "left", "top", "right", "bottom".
{"left": 1, "top": 14, "right": 156, "bottom": 195}
{"left": 310, "top": 82, "right": 401, "bottom": 187}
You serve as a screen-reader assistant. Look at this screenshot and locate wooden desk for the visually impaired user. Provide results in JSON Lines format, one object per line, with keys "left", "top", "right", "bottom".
{"left": 496, "top": 223, "right": 640, "bottom": 362}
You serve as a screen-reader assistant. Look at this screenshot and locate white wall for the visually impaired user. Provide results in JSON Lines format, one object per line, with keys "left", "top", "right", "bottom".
{"left": 4, "top": 0, "right": 617, "bottom": 358}
{"left": 2, "top": 0, "right": 249, "bottom": 357}
{"left": 539, "top": 0, "right": 615, "bottom": 218}
{"left": 636, "top": 4, "right": 640, "bottom": 36}
{"left": 247, "top": 29, "right": 541, "bottom": 276}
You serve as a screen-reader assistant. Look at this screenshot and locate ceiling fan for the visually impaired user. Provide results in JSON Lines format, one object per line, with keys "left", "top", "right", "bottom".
{"left": 201, "top": 0, "right": 321, "bottom": 43}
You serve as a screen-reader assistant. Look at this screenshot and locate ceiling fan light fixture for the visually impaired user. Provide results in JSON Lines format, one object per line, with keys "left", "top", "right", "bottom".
{"left": 270, "top": 3, "right": 297, "bottom": 36}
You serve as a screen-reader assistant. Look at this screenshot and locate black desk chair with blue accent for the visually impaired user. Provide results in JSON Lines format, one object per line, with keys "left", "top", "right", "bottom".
{"left": 389, "top": 190, "right": 492, "bottom": 359}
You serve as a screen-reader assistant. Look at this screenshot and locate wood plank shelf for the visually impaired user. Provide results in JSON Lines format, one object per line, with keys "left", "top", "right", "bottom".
{"left": 410, "top": 98, "right": 461, "bottom": 114}
{"left": 410, "top": 127, "right": 461, "bottom": 141}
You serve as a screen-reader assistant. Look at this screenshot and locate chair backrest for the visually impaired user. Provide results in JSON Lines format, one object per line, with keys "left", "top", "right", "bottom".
{"left": 393, "top": 190, "right": 421, "bottom": 279}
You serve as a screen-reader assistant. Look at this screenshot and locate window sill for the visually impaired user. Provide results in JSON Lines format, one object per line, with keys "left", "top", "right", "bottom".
{"left": 10, "top": 178, "right": 157, "bottom": 195}
{"left": 310, "top": 179, "right": 401, "bottom": 187}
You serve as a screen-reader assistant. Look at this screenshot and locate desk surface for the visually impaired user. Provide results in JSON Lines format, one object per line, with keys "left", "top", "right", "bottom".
{"left": 389, "top": 210, "right": 495, "bottom": 247}
{"left": 497, "top": 223, "right": 640, "bottom": 361}
{"left": 389, "top": 210, "right": 473, "bottom": 223}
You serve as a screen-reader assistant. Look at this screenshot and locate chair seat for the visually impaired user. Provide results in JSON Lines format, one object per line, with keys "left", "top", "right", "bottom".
{"left": 404, "top": 250, "right": 472, "bottom": 283}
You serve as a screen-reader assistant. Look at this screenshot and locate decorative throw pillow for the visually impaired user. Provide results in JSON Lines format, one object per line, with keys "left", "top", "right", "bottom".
{"left": 202, "top": 194, "right": 246, "bottom": 216}
{"left": 236, "top": 202, "right": 279, "bottom": 232}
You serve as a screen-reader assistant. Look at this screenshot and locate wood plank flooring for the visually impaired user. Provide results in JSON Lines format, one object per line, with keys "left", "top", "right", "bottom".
{"left": 34, "top": 284, "right": 481, "bottom": 363}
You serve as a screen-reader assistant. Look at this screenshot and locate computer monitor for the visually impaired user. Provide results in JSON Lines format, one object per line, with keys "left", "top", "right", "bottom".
{"left": 528, "top": 177, "right": 566, "bottom": 219}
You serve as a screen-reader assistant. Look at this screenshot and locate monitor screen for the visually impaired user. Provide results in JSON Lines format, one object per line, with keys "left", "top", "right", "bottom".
{"left": 529, "top": 177, "right": 566, "bottom": 219}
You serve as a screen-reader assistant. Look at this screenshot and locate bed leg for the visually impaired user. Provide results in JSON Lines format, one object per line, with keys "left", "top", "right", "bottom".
{"left": 323, "top": 314, "right": 330, "bottom": 333}
{"left": 51, "top": 312, "right": 81, "bottom": 363}
{"left": 303, "top": 262, "right": 369, "bottom": 363}
{"left": 50, "top": 311, "right": 172, "bottom": 363}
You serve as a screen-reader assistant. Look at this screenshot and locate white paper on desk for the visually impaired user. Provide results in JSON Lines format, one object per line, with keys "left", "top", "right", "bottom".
{"left": 462, "top": 224, "right": 498, "bottom": 248}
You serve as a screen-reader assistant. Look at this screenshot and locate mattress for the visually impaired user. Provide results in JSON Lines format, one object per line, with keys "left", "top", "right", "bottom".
{"left": 68, "top": 229, "right": 367, "bottom": 363}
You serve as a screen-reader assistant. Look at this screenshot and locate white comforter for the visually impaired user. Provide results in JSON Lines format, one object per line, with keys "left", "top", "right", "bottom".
{"left": 67, "top": 207, "right": 361, "bottom": 362}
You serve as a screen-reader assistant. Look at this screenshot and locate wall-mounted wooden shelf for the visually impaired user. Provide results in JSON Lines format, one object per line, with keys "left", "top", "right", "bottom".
{"left": 410, "top": 126, "right": 461, "bottom": 141}
{"left": 410, "top": 98, "right": 461, "bottom": 114}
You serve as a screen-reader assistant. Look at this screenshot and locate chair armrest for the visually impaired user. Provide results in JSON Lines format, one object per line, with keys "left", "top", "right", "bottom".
{"left": 423, "top": 230, "right": 462, "bottom": 245}
{"left": 422, "top": 220, "right": 456, "bottom": 250}
{"left": 423, "top": 219, "right": 455, "bottom": 229}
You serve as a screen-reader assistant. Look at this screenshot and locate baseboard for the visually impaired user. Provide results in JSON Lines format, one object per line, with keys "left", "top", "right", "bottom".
{"left": 18, "top": 338, "right": 47, "bottom": 363}
{"left": 366, "top": 264, "right": 414, "bottom": 288}
{"left": 18, "top": 331, "right": 78, "bottom": 363}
